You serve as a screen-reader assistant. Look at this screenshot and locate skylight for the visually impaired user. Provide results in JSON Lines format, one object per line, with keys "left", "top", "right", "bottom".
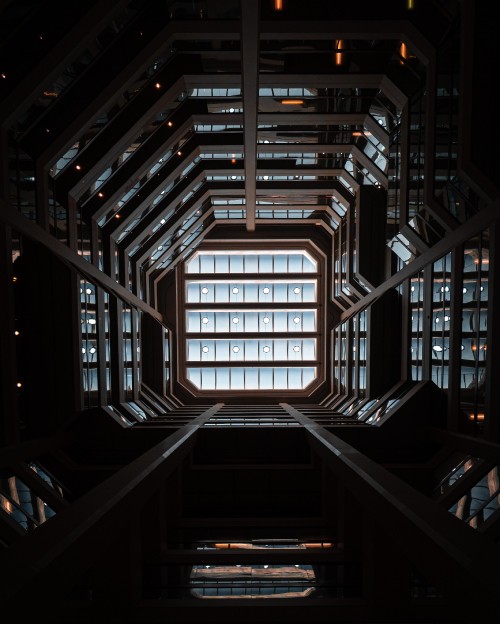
{"left": 182, "top": 247, "right": 321, "bottom": 393}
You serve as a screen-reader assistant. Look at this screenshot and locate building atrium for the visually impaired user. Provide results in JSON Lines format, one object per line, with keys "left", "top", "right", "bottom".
{"left": 1, "top": 0, "right": 500, "bottom": 621}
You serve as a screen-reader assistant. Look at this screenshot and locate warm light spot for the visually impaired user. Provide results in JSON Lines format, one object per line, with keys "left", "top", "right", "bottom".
{"left": 399, "top": 42, "right": 408, "bottom": 65}
{"left": 98, "top": 192, "right": 104, "bottom": 198}
{"left": 231, "top": 158, "right": 236, "bottom": 164}
{"left": 407, "top": 0, "right": 415, "bottom": 9}
{"left": 1, "top": 73, "right": 6, "bottom": 79}
{"left": 281, "top": 99, "right": 304, "bottom": 105}
{"left": 468, "top": 412, "right": 485, "bottom": 421}
{"left": 75, "top": 165, "right": 81, "bottom": 171}
{"left": 274, "top": 0, "right": 283, "bottom": 10}
{"left": 43, "top": 91, "right": 58, "bottom": 97}
{"left": 115, "top": 213, "right": 121, "bottom": 219}
{"left": 177, "top": 151, "right": 182, "bottom": 156}
{"left": 167, "top": 121, "right": 173, "bottom": 127}
{"left": 16, "top": 382, "right": 22, "bottom": 388}
{"left": 352, "top": 131, "right": 363, "bottom": 137}
{"left": 14, "top": 331, "right": 20, "bottom": 336}
{"left": 471, "top": 344, "right": 477, "bottom": 351}
{"left": 335, "top": 39, "right": 344, "bottom": 66}
{"left": 155, "top": 82, "right": 161, "bottom": 89}
{"left": 12, "top": 276, "right": 17, "bottom": 282}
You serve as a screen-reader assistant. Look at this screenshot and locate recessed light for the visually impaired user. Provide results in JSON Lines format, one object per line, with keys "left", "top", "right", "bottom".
{"left": 263, "top": 346, "right": 270, "bottom": 353}
{"left": 232, "top": 317, "right": 239, "bottom": 324}
{"left": 202, "top": 317, "right": 209, "bottom": 324}
{"left": 202, "top": 346, "right": 209, "bottom": 353}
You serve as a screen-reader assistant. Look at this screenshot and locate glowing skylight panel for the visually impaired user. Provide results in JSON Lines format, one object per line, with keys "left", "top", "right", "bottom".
{"left": 183, "top": 247, "right": 321, "bottom": 392}
{"left": 186, "top": 251, "right": 317, "bottom": 274}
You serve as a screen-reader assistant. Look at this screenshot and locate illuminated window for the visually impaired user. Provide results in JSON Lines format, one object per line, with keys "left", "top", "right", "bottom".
{"left": 190, "top": 541, "right": 327, "bottom": 599}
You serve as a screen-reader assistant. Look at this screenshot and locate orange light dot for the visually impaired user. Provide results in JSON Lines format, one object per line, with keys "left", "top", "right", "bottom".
{"left": 231, "top": 158, "right": 236, "bottom": 164}
{"left": 177, "top": 151, "right": 182, "bottom": 156}
{"left": 155, "top": 82, "right": 161, "bottom": 89}
{"left": 75, "top": 165, "right": 81, "bottom": 171}
{"left": 16, "top": 382, "right": 22, "bottom": 388}
{"left": 167, "top": 121, "right": 173, "bottom": 127}
{"left": 115, "top": 214, "right": 121, "bottom": 219}
{"left": 15, "top": 331, "right": 20, "bottom": 336}
{"left": 98, "top": 192, "right": 104, "bottom": 198}
{"left": 12, "top": 276, "right": 17, "bottom": 282}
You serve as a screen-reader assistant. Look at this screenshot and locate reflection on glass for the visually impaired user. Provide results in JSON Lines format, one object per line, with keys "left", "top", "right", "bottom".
{"left": 191, "top": 541, "right": 321, "bottom": 599}
{"left": 431, "top": 254, "right": 451, "bottom": 389}
{"left": 434, "top": 455, "right": 477, "bottom": 496}
{"left": 449, "top": 466, "right": 500, "bottom": 529}
{"left": 0, "top": 476, "right": 56, "bottom": 531}
{"left": 410, "top": 271, "right": 425, "bottom": 381}
{"left": 460, "top": 231, "right": 489, "bottom": 432}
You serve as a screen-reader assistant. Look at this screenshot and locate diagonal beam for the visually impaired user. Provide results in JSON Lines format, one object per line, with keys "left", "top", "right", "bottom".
{"left": 240, "top": 0, "right": 260, "bottom": 232}
{"left": 0, "top": 403, "right": 224, "bottom": 607}
{"left": 280, "top": 403, "right": 500, "bottom": 612}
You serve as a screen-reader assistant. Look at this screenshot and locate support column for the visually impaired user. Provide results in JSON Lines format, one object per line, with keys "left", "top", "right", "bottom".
{"left": 241, "top": 0, "right": 259, "bottom": 232}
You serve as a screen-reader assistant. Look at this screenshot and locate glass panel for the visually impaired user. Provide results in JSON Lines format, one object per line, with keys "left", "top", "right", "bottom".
{"left": 431, "top": 253, "right": 452, "bottom": 389}
{"left": 187, "top": 367, "right": 316, "bottom": 390}
{"left": 410, "top": 271, "right": 425, "bottom": 381}
{"left": 449, "top": 466, "right": 500, "bottom": 529}
{"left": 460, "top": 230, "right": 489, "bottom": 432}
